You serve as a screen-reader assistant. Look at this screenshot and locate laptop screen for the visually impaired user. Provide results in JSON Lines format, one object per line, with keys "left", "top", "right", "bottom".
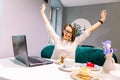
{"left": 12, "top": 35, "right": 29, "bottom": 66}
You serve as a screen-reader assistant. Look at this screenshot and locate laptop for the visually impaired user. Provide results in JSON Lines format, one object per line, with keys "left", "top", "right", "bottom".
{"left": 12, "top": 35, "right": 53, "bottom": 67}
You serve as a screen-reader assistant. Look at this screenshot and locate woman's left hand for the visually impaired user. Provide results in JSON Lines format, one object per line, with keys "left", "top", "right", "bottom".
{"left": 100, "top": 10, "right": 107, "bottom": 22}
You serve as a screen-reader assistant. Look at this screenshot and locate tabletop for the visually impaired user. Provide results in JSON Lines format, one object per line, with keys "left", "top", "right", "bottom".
{"left": 0, "top": 57, "right": 119, "bottom": 80}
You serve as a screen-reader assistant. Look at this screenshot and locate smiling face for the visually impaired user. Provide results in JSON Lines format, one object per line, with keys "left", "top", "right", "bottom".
{"left": 62, "top": 24, "right": 76, "bottom": 42}
{"left": 63, "top": 25, "right": 73, "bottom": 41}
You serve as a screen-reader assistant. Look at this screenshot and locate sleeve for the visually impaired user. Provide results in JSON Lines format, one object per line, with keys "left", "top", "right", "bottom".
{"left": 45, "top": 23, "right": 60, "bottom": 42}
{"left": 75, "top": 30, "right": 91, "bottom": 45}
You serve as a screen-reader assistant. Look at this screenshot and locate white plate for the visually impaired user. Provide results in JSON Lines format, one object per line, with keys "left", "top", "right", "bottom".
{"left": 71, "top": 70, "right": 99, "bottom": 80}
{"left": 59, "top": 65, "right": 78, "bottom": 72}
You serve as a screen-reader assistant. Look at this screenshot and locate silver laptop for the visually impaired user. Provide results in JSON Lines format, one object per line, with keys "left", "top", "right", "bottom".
{"left": 12, "top": 35, "right": 53, "bottom": 67}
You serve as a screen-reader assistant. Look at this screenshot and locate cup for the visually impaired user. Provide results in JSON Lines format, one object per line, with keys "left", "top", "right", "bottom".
{"left": 63, "top": 58, "right": 74, "bottom": 68}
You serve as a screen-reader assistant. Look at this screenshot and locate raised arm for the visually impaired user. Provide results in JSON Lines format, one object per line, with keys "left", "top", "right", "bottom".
{"left": 88, "top": 10, "right": 107, "bottom": 33}
{"left": 40, "top": 3, "right": 60, "bottom": 42}
{"left": 40, "top": 3, "right": 50, "bottom": 25}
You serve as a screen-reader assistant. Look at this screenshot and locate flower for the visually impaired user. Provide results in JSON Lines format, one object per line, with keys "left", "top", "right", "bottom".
{"left": 102, "top": 40, "right": 117, "bottom": 54}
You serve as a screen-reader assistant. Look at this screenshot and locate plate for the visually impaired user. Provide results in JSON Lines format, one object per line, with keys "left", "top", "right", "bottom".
{"left": 59, "top": 65, "right": 78, "bottom": 72}
{"left": 71, "top": 70, "right": 99, "bottom": 80}
{"left": 80, "top": 63, "right": 101, "bottom": 71}
{"left": 54, "top": 59, "right": 63, "bottom": 65}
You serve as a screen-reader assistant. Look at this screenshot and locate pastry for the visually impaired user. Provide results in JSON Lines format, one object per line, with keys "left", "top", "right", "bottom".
{"left": 77, "top": 67, "right": 92, "bottom": 80}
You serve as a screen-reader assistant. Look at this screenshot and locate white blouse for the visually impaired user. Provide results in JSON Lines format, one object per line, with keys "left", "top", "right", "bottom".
{"left": 45, "top": 23, "right": 91, "bottom": 60}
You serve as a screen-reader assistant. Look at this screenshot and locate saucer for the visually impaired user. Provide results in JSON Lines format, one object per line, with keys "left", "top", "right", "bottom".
{"left": 59, "top": 65, "right": 77, "bottom": 72}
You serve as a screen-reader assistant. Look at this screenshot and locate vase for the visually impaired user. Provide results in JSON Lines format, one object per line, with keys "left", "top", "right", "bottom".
{"left": 103, "top": 53, "right": 115, "bottom": 74}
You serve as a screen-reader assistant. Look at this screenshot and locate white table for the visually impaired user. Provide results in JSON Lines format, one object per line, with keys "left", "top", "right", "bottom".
{"left": 0, "top": 57, "right": 119, "bottom": 80}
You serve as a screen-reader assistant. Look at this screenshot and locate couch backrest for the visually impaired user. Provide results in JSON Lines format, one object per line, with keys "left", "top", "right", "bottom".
{"left": 41, "top": 45, "right": 54, "bottom": 58}
{"left": 41, "top": 45, "right": 118, "bottom": 66}
{"left": 75, "top": 46, "right": 105, "bottom": 66}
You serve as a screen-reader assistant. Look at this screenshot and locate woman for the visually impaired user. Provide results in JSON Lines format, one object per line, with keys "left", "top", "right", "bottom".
{"left": 40, "top": 4, "right": 107, "bottom": 60}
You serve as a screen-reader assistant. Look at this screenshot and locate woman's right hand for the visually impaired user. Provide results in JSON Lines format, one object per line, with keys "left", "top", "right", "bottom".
{"left": 40, "top": 3, "right": 46, "bottom": 12}
{"left": 40, "top": 3, "right": 50, "bottom": 26}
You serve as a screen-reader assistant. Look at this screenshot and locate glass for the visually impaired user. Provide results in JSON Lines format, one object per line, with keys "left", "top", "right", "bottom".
{"left": 64, "top": 29, "right": 72, "bottom": 35}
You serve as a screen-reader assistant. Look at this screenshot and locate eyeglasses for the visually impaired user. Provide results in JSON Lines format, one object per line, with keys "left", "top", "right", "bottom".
{"left": 64, "top": 29, "right": 72, "bottom": 35}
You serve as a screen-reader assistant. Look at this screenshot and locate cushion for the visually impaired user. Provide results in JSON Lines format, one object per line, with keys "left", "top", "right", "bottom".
{"left": 75, "top": 46, "right": 95, "bottom": 63}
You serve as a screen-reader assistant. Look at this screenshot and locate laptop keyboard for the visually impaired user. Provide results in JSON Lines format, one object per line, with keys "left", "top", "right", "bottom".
{"left": 28, "top": 57, "right": 42, "bottom": 63}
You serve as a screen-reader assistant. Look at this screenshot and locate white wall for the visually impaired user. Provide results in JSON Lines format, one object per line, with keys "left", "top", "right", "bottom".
{"left": 0, "top": 0, "right": 51, "bottom": 58}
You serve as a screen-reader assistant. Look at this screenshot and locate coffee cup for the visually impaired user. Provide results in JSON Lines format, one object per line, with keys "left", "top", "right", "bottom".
{"left": 63, "top": 58, "right": 74, "bottom": 68}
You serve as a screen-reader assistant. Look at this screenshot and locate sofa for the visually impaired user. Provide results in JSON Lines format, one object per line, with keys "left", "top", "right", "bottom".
{"left": 41, "top": 45, "right": 118, "bottom": 66}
